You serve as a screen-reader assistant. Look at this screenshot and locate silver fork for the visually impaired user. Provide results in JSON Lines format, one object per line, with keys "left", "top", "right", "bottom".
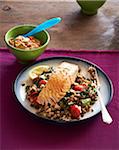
{"left": 94, "top": 68, "right": 113, "bottom": 124}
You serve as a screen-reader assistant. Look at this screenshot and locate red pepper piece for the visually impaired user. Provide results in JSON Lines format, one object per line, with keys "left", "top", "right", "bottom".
{"left": 39, "top": 80, "right": 47, "bottom": 85}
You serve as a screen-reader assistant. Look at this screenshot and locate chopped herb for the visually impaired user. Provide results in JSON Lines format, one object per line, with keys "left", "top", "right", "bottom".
{"left": 88, "top": 84, "right": 92, "bottom": 87}
{"left": 90, "top": 100, "right": 95, "bottom": 105}
{"left": 25, "top": 86, "right": 30, "bottom": 92}
{"left": 93, "top": 88, "right": 97, "bottom": 92}
{"left": 80, "top": 92, "right": 87, "bottom": 97}
{"left": 33, "top": 77, "right": 40, "bottom": 87}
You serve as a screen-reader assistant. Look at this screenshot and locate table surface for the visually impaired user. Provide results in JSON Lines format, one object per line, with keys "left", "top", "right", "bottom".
{"left": 0, "top": 0, "right": 119, "bottom": 50}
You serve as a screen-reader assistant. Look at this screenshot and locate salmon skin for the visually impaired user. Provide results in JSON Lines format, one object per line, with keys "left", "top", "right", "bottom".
{"left": 37, "top": 62, "right": 79, "bottom": 106}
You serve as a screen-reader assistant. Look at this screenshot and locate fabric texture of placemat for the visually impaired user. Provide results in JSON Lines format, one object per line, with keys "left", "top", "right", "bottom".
{"left": 0, "top": 48, "right": 119, "bottom": 150}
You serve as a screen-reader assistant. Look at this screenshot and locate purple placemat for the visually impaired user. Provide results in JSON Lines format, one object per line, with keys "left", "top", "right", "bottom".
{"left": 0, "top": 48, "right": 119, "bottom": 150}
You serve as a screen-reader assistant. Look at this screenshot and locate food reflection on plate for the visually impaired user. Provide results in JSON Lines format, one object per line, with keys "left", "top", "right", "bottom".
{"left": 23, "top": 61, "right": 99, "bottom": 122}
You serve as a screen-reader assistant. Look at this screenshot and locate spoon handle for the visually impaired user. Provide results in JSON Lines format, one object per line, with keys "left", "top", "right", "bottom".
{"left": 24, "top": 17, "right": 61, "bottom": 37}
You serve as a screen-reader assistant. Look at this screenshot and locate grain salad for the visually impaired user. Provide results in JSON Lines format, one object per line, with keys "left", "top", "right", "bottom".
{"left": 24, "top": 62, "right": 98, "bottom": 121}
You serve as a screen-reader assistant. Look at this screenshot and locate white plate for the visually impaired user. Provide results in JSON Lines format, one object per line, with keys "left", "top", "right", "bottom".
{"left": 14, "top": 56, "right": 113, "bottom": 123}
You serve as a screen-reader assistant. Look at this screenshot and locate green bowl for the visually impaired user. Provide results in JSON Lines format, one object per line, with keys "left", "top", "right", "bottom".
{"left": 5, "top": 24, "right": 50, "bottom": 63}
{"left": 77, "top": 0, "right": 106, "bottom": 15}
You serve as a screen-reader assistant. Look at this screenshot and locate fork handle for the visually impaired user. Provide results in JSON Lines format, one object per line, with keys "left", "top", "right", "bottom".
{"left": 97, "top": 89, "right": 113, "bottom": 124}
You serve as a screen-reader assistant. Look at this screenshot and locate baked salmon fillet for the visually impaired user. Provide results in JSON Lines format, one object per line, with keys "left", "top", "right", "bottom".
{"left": 37, "top": 62, "right": 79, "bottom": 105}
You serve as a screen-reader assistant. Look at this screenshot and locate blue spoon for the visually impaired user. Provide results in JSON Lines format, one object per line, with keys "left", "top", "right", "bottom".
{"left": 24, "top": 17, "right": 61, "bottom": 37}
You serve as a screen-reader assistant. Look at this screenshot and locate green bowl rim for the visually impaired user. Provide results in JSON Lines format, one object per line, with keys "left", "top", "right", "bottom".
{"left": 5, "top": 24, "right": 50, "bottom": 52}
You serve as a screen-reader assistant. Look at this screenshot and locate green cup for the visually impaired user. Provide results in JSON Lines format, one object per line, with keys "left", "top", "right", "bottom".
{"left": 77, "top": 0, "right": 106, "bottom": 15}
{"left": 5, "top": 24, "right": 50, "bottom": 63}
